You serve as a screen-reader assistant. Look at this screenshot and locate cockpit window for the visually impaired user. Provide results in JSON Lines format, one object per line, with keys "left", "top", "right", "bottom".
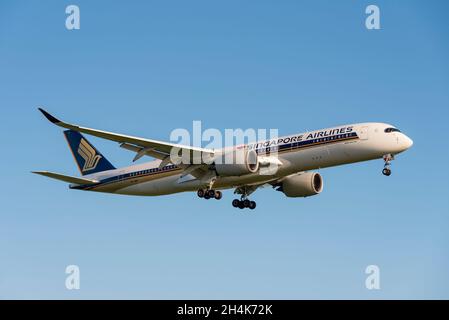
{"left": 384, "top": 127, "right": 401, "bottom": 133}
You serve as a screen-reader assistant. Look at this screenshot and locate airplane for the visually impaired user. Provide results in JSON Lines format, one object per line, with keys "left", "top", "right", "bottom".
{"left": 33, "top": 108, "right": 413, "bottom": 210}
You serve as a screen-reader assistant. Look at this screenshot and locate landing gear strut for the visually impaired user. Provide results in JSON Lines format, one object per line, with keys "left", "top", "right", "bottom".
{"left": 382, "top": 154, "right": 394, "bottom": 176}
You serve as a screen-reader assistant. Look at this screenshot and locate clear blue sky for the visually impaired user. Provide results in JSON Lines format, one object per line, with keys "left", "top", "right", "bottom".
{"left": 1, "top": 0, "right": 448, "bottom": 299}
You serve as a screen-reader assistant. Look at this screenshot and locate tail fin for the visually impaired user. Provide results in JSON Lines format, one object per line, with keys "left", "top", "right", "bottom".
{"left": 63, "top": 130, "right": 115, "bottom": 175}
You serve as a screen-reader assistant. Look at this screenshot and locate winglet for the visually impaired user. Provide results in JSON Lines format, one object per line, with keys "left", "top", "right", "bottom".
{"left": 38, "top": 108, "right": 61, "bottom": 124}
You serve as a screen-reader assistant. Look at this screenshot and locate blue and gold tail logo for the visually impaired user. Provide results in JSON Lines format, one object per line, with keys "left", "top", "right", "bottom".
{"left": 77, "top": 138, "right": 102, "bottom": 172}
{"left": 64, "top": 130, "right": 115, "bottom": 175}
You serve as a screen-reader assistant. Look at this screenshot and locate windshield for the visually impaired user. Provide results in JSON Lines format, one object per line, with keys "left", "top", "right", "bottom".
{"left": 384, "top": 127, "right": 401, "bottom": 133}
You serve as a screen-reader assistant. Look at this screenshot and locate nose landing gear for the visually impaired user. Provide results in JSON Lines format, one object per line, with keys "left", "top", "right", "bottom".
{"left": 382, "top": 154, "right": 394, "bottom": 176}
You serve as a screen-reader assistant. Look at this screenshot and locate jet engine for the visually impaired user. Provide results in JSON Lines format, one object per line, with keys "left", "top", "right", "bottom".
{"left": 278, "top": 172, "right": 323, "bottom": 197}
{"left": 214, "top": 149, "right": 259, "bottom": 177}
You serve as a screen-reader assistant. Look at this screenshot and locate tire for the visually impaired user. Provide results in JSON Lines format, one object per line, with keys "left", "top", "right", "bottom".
{"left": 243, "top": 199, "right": 250, "bottom": 208}
{"left": 207, "top": 189, "right": 215, "bottom": 197}
{"left": 238, "top": 202, "right": 245, "bottom": 209}
{"left": 249, "top": 201, "right": 256, "bottom": 210}
{"left": 197, "top": 189, "right": 204, "bottom": 198}
{"left": 382, "top": 168, "right": 391, "bottom": 176}
{"left": 204, "top": 193, "right": 211, "bottom": 200}
{"left": 214, "top": 191, "right": 222, "bottom": 200}
{"left": 232, "top": 199, "right": 240, "bottom": 207}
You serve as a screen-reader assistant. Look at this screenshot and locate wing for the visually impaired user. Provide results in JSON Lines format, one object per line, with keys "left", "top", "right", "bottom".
{"left": 38, "top": 108, "right": 214, "bottom": 163}
{"left": 32, "top": 171, "right": 99, "bottom": 185}
{"left": 233, "top": 178, "right": 280, "bottom": 197}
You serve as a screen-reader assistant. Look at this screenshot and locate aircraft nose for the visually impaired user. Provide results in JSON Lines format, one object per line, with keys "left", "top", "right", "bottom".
{"left": 403, "top": 134, "right": 413, "bottom": 149}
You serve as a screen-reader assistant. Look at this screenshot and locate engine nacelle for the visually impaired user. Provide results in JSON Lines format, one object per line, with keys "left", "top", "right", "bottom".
{"left": 214, "top": 149, "right": 259, "bottom": 177}
{"left": 279, "top": 172, "right": 323, "bottom": 197}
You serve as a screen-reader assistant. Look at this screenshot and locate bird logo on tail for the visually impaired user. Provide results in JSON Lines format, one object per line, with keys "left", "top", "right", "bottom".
{"left": 78, "top": 138, "right": 102, "bottom": 172}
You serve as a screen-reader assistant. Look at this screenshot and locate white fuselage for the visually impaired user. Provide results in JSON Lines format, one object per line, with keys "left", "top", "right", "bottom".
{"left": 72, "top": 122, "right": 413, "bottom": 196}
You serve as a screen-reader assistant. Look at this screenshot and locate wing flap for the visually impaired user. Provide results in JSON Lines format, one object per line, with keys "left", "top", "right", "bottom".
{"left": 120, "top": 143, "right": 170, "bottom": 161}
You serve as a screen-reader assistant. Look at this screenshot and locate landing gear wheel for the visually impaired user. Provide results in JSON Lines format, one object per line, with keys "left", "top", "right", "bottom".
{"left": 204, "top": 193, "right": 211, "bottom": 200}
{"left": 207, "top": 189, "right": 215, "bottom": 198}
{"left": 249, "top": 201, "right": 256, "bottom": 210}
{"left": 382, "top": 154, "right": 394, "bottom": 177}
{"left": 232, "top": 198, "right": 257, "bottom": 210}
{"left": 214, "top": 190, "right": 222, "bottom": 200}
{"left": 197, "top": 189, "right": 205, "bottom": 198}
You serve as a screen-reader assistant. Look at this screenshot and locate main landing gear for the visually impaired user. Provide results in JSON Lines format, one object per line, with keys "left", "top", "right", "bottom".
{"left": 231, "top": 186, "right": 257, "bottom": 210}
{"left": 197, "top": 188, "right": 222, "bottom": 200}
{"left": 382, "top": 154, "right": 394, "bottom": 176}
{"left": 232, "top": 198, "right": 256, "bottom": 210}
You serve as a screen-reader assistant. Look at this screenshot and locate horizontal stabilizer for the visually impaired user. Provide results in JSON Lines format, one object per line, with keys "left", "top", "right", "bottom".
{"left": 32, "top": 171, "right": 99, "bottom": 185}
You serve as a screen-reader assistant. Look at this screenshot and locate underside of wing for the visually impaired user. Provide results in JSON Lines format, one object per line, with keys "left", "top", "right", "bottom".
{"left": 233, "top": 178, "right": 280, "bottom": 197}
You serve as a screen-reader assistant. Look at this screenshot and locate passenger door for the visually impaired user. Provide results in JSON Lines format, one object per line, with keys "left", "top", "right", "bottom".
{"left": 359, "top": 126, "right": 369, "bottom": 140}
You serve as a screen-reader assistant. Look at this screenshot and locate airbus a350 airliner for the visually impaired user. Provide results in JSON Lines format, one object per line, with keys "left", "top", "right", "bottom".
{"left": 34, "top": 108, "right": 413, "bottom": 209}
